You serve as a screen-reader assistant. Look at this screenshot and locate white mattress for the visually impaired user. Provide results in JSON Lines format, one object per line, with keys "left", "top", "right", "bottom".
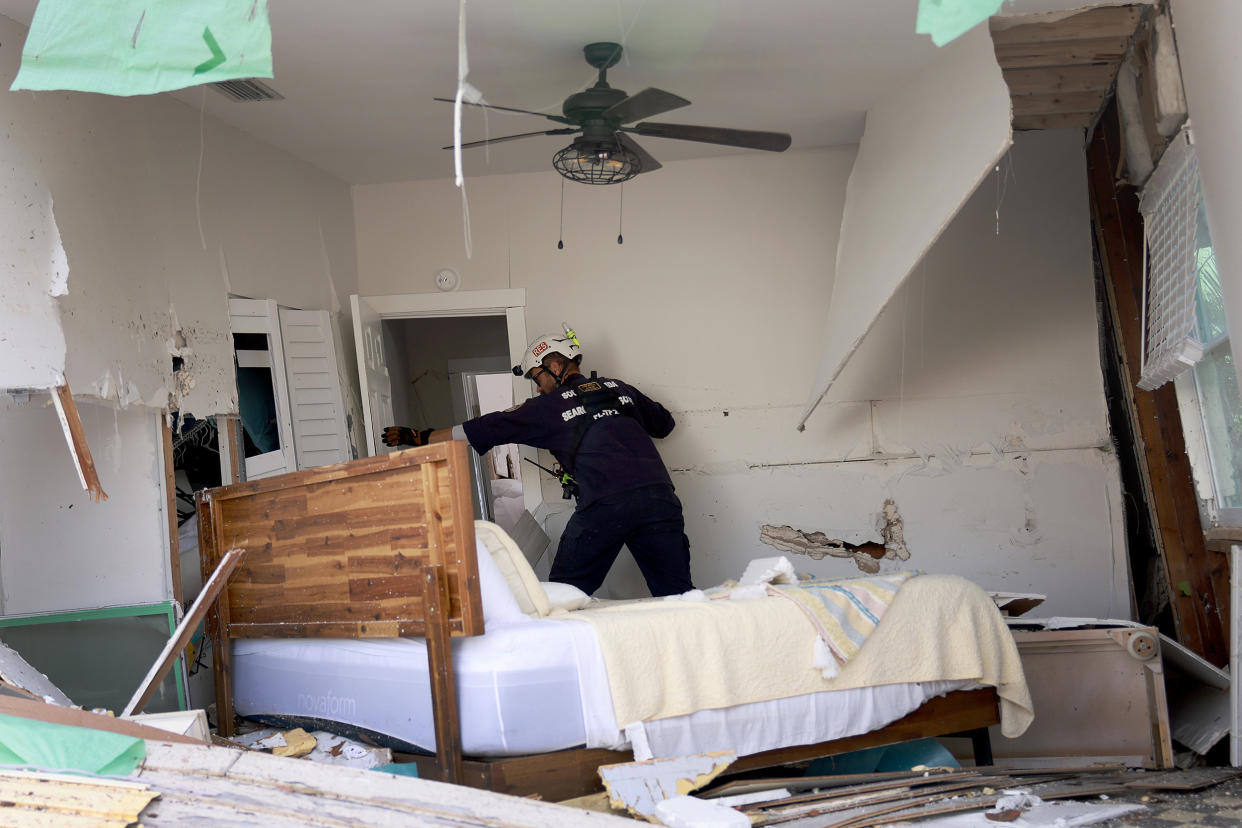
{"left": 232, "top": 617, "right": 972, "bottom": 759}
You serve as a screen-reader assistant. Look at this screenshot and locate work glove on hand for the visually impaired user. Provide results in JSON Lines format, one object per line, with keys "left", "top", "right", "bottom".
{"left": 382, "top": 426, "right": 433, "bottom": 447}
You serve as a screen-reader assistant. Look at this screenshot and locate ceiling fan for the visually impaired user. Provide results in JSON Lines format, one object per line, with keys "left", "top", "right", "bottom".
{"left": 438, "top": 42, "right": 792, "bottom": 185}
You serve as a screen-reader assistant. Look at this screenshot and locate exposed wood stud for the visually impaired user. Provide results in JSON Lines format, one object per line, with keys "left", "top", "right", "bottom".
{"left": 162, "top": 419, "right": 183, "bottom": 605}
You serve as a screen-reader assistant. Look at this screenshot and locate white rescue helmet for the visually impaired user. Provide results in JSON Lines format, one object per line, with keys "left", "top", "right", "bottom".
{"left": 513, "top": 330, "right": 581, "bottom": 378}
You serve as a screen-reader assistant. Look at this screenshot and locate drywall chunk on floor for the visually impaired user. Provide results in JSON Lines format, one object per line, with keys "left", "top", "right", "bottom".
{"left": 599, "top": 751, "right": 736, "bottom": 820}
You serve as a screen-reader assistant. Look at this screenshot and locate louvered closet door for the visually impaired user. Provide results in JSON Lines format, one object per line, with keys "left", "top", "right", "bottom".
{"left": 278, "top": 308, "right": 351, "bottom": 469}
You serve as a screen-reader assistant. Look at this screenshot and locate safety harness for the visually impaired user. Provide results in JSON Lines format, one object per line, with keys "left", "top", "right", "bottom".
{"left": 556, "top": 373, "right": 639, "bottom": 500}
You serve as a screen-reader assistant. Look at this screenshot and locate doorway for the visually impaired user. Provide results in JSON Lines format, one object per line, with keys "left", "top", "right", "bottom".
{"left": 385, "top": 315, "right": 523, "bottom": 528}
{"left": 350, "top": 289, "right": 541, "bottom": 522}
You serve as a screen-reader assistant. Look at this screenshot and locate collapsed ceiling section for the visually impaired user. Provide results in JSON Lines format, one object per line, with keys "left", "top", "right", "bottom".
{"left": 798, "top": 25, "right": 1014, "bottom": 429}
{"left": 991, "top": 4, "right": 1143, "bottom": 130}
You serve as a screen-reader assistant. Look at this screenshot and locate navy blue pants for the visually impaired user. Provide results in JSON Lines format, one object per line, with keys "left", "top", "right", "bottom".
{"left": 549, "top": 484, "right": 694, "bottom": 597}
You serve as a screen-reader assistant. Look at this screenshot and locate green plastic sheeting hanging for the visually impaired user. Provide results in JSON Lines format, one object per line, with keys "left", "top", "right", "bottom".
{"left": 0, "top": 714, "right": 145, "bottom": 776}
{"left": 916, "top": 0, "right": 1004, "bottom": 47}
{"left": 12, "top": 0, "right": 272, "bottom": 96}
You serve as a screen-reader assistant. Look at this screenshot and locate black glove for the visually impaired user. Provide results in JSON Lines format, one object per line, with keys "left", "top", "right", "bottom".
{"left": 382, "top": 426, "right": 432, "bottom": 447}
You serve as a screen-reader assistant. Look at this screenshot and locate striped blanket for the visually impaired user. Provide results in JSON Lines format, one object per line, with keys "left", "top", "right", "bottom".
{"left": 770, "top": 572, "right": 918, "bottom": 678}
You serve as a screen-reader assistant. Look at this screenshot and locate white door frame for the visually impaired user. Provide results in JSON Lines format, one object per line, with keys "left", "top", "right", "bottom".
{"left": 228, "top": 297, "right": 297, "bottom": 480}
{"left": 357, "top": 289, "right": 542, "bottom": 515}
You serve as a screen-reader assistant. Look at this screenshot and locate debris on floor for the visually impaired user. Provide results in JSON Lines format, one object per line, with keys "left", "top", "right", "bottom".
{"left": 599, "top": 750, "right": 737, "bottom": 820}
{"left": 231, "top": 725, "right": 394, "bottom": 768}
{"left": 685, "top": 765, "right": 1242, "bottom": 828}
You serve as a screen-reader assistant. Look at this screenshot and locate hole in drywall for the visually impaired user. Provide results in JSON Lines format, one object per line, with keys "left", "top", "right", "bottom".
{"left": 759, "top": 499, "right": 910, "bottom": 574}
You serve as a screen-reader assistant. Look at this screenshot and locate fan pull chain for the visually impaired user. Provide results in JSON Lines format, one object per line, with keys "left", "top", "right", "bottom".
{"left": 557, "top": 178, "right": 565, "bottom": 250}
{"left": 617, "top": 183, "right": 624, "bottom": 245}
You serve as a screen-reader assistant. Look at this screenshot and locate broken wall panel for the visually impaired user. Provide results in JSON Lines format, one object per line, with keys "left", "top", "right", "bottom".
{"left": 0, "top": 12, "right": 361, "bottom": 421}
{"left": 355, "top": 124, "right": 1121, "bottom": 606}
{"left": 678, "top": 448, "right": 1128, "bottom": 619}
{"left": 0, "top": 396, "right": 167, "bottom": 614}
{"left": 799, "top": 25, "right": 1013, "bottom": 428}
{"left": 0, "top": 179, "right": 68, "bottom": 389}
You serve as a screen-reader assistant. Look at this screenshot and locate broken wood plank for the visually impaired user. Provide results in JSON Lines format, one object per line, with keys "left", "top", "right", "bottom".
{"left": 751, "top": 776, "right": 1012, "bottom": 826}
{"left": 0, "top": 694, "right": 205, "bottom": 745}
{"left": 1121, "top": 767, "right": 1242, "bottom": 791}
{"left": 123, "top": 547, "right": 244, "bottom": 716}
{"left": 51, "top": 385, "right": 108, "bottom": 502}
{"left": 703, "top": 768, "right": 976, "bottom": 798}
{"left": 0, "top": 769, "right": 157, "bottom": 827}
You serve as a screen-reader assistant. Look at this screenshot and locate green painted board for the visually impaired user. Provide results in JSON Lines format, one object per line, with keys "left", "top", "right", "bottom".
{"left": 12, "top": 0, "right": 272, "bottom": 96}
{"left": 0, "top": 602, "right": 187, "bottom": 713}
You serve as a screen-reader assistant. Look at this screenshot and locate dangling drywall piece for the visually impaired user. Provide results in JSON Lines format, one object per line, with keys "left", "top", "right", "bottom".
{"left": 0, "top": 191, "right": 68, "bottom": 390}
{"left": 798, "top": 27, "right": 1012, "bottom": 429}
{"left": 11, "top": 0, "right": 272, "bottom": 96}
{"left": 599, "top": 751, "right": 736, "bottom": 820}
{"left": 917, "top": 0, "right": 1003, "bottom": 47}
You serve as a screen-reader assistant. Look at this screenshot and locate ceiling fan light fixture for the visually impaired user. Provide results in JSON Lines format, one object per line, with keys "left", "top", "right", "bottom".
{"left": 553, "top": 142, "right": 640, "bottom": 184}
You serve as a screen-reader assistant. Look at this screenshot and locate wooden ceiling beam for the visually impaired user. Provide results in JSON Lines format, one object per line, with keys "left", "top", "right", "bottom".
{"left": 1013, "top": 112, "right": 1097, "bottom": 131}
{"left": 1011, "top": 90, "right": 1108, "bottom": 118}
{"left": 1001, "top": 64, "right": 1119, "bottom": 96}
{"left": 994, "top": 36, "right": 1132, "bottom": 70}
{"left": 990, "top": 6, "right": 1143, "bottom": 47}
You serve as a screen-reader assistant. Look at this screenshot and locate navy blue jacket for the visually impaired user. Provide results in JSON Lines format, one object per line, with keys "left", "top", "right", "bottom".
{"left": 461, "top": 373, "right": 675, "bottom": 508}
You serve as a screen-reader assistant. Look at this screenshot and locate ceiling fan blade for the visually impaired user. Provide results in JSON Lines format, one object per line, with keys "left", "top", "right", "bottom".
{"left": 443, "top": 128, "right": 577, "bottom": 150}
{"left": 616, "top": 133, "right": 662, "bottom": 173}
{"left": 628, "top": 122, "right": 792, "bottom": 152}
{"left": 434, "top": 97, "right": 573, "bottom": 126}
{"left": 602, "top": 87, "right": 691, "bottom": 124}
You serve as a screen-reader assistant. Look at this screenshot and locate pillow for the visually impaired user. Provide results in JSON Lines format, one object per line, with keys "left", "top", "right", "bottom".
{"left": 541, "top": 581, "right": 591, "bottom": 612}
{"left": 474, "top": 520, "right": 550, "bottom": 618}
{"left": 474, "top": 535, "right": 530, "bottom": 626}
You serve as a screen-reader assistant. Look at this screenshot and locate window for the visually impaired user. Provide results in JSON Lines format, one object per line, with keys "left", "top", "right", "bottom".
{"left": 1175, "top": 183, "right": 1242, "bottom": 524}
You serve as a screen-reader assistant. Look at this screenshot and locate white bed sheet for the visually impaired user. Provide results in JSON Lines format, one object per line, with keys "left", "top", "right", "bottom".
{"left": 231, "top": 617, "right": 972, "bottom": 759}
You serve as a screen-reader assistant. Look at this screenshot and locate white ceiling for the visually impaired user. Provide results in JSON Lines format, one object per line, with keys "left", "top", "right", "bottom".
{"left": 0, "top": 0, "right": 1128, "bottom": 185}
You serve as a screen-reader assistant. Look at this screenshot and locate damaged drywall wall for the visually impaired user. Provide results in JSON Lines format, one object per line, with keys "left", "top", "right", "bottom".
{"left": 760, "top": 498, "right": 908, "bottom": 574}
{"left": 0, "top": 177, "right": 69, "bottom": 389}
{"left": 799, "top": 24, "right": 1013, "bottom": 428}
{"left": 0, "top": 12, "right": 360, "bottom": 423}
{"left": 0, "top": 395, "right": 168, "bottom": 614}
{"left": 353, "top": 126, "right": 1121, "bottom": 615}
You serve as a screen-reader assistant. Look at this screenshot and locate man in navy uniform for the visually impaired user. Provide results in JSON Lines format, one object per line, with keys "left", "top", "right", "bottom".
{"left": 382, "top": 328, "right": 693, "bottom": 597}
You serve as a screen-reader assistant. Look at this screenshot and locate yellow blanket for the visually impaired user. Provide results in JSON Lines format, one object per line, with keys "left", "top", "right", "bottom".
{"left": 568, "top": 574, "right": 1033, "bottom": 738}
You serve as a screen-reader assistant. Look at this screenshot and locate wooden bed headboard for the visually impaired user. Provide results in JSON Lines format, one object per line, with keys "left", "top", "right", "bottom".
{"left": 197, "top": 440, "right": 483, "bottom": 744}
{"left": 196, "top": 440, "right": 482, "bottom": 639}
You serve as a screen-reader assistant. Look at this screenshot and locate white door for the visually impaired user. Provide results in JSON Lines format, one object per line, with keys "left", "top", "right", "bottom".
{"left": 278, "top": 308, "right": 351, "bottom": 469}
{"left": 350, "top": 294, "right": 394, "bottom": 457}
